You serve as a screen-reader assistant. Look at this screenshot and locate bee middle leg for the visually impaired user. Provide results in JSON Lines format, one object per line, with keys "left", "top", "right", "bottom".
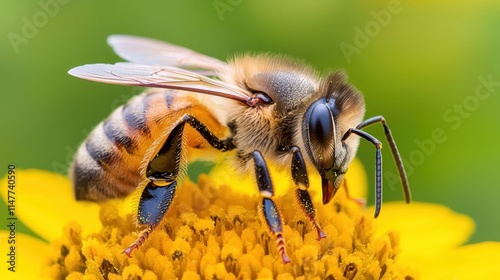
{"left": 251, "top": 150, "right": 291, "bottom": 263}
{"left": 289, "top": 146, "right": 326, "bottom": 240}
{"left": 124, "top": 114, "right": 234, "bottom": 256}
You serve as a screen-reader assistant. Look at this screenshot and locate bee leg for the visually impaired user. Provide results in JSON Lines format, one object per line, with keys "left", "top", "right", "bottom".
{"left": 123, "top": 181, "right": 177, "bottom": 256}
{"left": 123, "top": 120, "right": 186, "bottom": 257}
{"left": 290, "top": 146, "right": 326, "bottom": 240}
{"left": 124, "top": 115, "right": 234, "bottom": 256}
{"left": 251, "top": 150, "right": 291, "bottom": 263}
{"left": 182, "top": 114, "right": 235, "bottom": 151}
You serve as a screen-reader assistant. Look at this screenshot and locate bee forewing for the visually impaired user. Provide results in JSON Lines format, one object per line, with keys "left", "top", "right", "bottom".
{"left": 108, "top": 35, "right": 227, "bottom": 74}
{"left": 68, "top": 63, "right": 251, "bottom": 104}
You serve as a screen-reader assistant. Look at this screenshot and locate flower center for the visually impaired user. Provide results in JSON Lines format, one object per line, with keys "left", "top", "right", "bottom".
{"left": 44, "top": 174, "right": 416, "bottom": 279}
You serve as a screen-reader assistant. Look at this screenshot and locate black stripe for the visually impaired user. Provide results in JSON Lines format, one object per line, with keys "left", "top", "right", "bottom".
{"left": 83, "top": 140, "right": 134, "bottom": 186}
{"left": 103, "top": 118, "right": 137, "bottom": 154}
{"left": 122, "top": 97, "right": 150, "bottom": 135}
{"left": 85, "top": 137, "right": 114, "bottom": 167}
{"left": 72, "top": 161, "right": 101, "bottom": 200}
{"left": 73, "top": 153, "right": 135, "bottom": 200}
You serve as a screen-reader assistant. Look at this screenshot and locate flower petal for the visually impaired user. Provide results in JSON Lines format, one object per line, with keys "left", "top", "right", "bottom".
{"left": 0, "top": 170, "right": 101, "bottom": 241}
{"left": 403, "top": 242, "right": 500, "bottom": 279}
{"left": 368, "top": 202, "right": 474, "bottom": 257}
{"left": 342, "top": 158, "right": 368, "bottom": 200}
{"left": 0, "top": 231, "right": 50, "bottom": 279}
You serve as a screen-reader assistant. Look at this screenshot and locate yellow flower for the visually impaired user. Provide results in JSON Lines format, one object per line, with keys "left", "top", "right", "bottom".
{"left": 0, "top": 161, "right": 499, "bottom": 279}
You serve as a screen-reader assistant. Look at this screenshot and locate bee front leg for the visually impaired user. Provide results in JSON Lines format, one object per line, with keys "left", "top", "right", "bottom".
{"left": 251, "top": 150, "right": 291, "bottom": 263}
{"left": 123, "top": 120, "right": 186, "bottom": 257}
{"left": 289, "top": 146, "right": 326, "bottom": 240}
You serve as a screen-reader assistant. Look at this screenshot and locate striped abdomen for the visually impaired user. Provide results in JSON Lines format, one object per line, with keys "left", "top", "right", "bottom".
{"left": 70, "top": 89, "right": 229, "bottom": 201}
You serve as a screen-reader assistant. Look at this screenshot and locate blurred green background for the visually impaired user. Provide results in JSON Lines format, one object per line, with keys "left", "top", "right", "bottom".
{"left": 1, "top": 1, "right": 499, "bottom": 244}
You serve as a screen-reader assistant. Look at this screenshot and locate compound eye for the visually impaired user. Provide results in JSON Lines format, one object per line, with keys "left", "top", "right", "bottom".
{"left": 307, "top": 102, "right": 334, "bottom": 169}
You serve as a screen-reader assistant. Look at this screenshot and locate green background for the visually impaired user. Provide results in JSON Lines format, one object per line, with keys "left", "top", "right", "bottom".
{"left": 1, "top": 1, "right": 499, "bottom": 244}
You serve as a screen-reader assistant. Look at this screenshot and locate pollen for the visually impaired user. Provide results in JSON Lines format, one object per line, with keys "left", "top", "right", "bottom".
{"left": 44, "top": 173, "right": 416, "bottom": 279}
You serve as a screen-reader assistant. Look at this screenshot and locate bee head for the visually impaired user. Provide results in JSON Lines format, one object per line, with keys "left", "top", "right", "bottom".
{"left": 301, "top": 71, "right": 365, "bottom": 205}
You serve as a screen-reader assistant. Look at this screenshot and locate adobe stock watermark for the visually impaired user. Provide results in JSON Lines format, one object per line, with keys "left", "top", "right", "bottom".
{"left": 384, "top": 74, "right": 500, "bottom": 190}
{"left": 213, "top": 0, "right": 243, "bottom": 21}
{"left": 340, "top": 0, "right": 403, "bottom": 63}
{"left": 7, "top": 0, "right": 72, "bottom": 54}
{"left": 51, "top": 143, "right": 83, "bottom": 176}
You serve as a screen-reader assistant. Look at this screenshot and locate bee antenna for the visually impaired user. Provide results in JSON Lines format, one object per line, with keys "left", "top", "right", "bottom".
{"left": 342, "top": 116, "right": 411, "bottom": 218}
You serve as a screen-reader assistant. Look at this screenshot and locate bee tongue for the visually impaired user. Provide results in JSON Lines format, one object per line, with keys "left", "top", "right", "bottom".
{"left": 321, "top": 177, "right": 337, "bottom": 205}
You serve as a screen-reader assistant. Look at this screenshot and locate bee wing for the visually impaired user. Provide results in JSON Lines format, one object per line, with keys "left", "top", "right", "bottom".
{"left": 107, "top": 35, "right": 227, "bottom": 75}
{"left": 68, "top": 62, "right": 252, "bottom": 104}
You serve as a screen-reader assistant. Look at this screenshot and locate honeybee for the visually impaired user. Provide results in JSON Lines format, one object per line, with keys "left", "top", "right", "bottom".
{"left": 68, "top": 35, "right": 411, "bottom": 263}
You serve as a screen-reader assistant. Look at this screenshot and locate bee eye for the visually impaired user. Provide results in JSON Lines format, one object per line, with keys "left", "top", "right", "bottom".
{"left": 255, "top": 92, "right": 273, "bottom": 104}
{"left": 307, "top": 102, "right": 334, "bottom": 169}
{"left": 309, "top": 103, "right": 334, "bottom": 144}
{"left": 244, "top": 82, "right": 274, "bottom": 105}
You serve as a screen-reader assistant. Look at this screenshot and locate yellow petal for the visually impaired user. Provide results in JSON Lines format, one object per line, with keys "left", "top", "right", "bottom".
{"left": 404, "top": 242, "right": 500, "bottom": 279}
{"left": 342, "top": 158, "right": 368, "bottom": 199}
{"left": 369, "top": 201, "right": 474, "bottom": 258}
{"left": 0, "top": 231, "right": 51, "bottom": 279}
{"left": 0, "top": 170, "right": 101, "bottom": 241}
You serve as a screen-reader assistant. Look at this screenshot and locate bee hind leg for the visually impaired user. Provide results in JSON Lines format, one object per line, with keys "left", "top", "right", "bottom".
{"left": 290, "top": 146, "right": 326, "bottom": 240}
{"left": 251, "top": 150, "right": 291, "bottom": 263}
{"left": 123, "top": 180, "right": 178, "bottom": 257}
{"left": 123, "top": 119, "right": 187, "bottom": 256}
{"left": 124, "top": 114, "right": 234, "bottom": 256}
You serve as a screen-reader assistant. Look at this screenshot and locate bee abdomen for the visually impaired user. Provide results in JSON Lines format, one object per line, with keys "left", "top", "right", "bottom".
{"left": 122, "top": 93, "right": 151, "bottom": 135}
{"left": 101, "top": 92, "right": 156, "bottom": 154}
{"left": 72, "top": 121, "right": 141, "bottom": 201}
{"left": 102, "top": 113, "right": 138, "bottom": 154}
{"left": 72, "top": 93, "right": 157, "bottom": 200}
{"left": 71, "top": 89, "right": 227, "bottom": 201}
{"left": 85, "top": 132, "right": 114, "bottom": 166}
